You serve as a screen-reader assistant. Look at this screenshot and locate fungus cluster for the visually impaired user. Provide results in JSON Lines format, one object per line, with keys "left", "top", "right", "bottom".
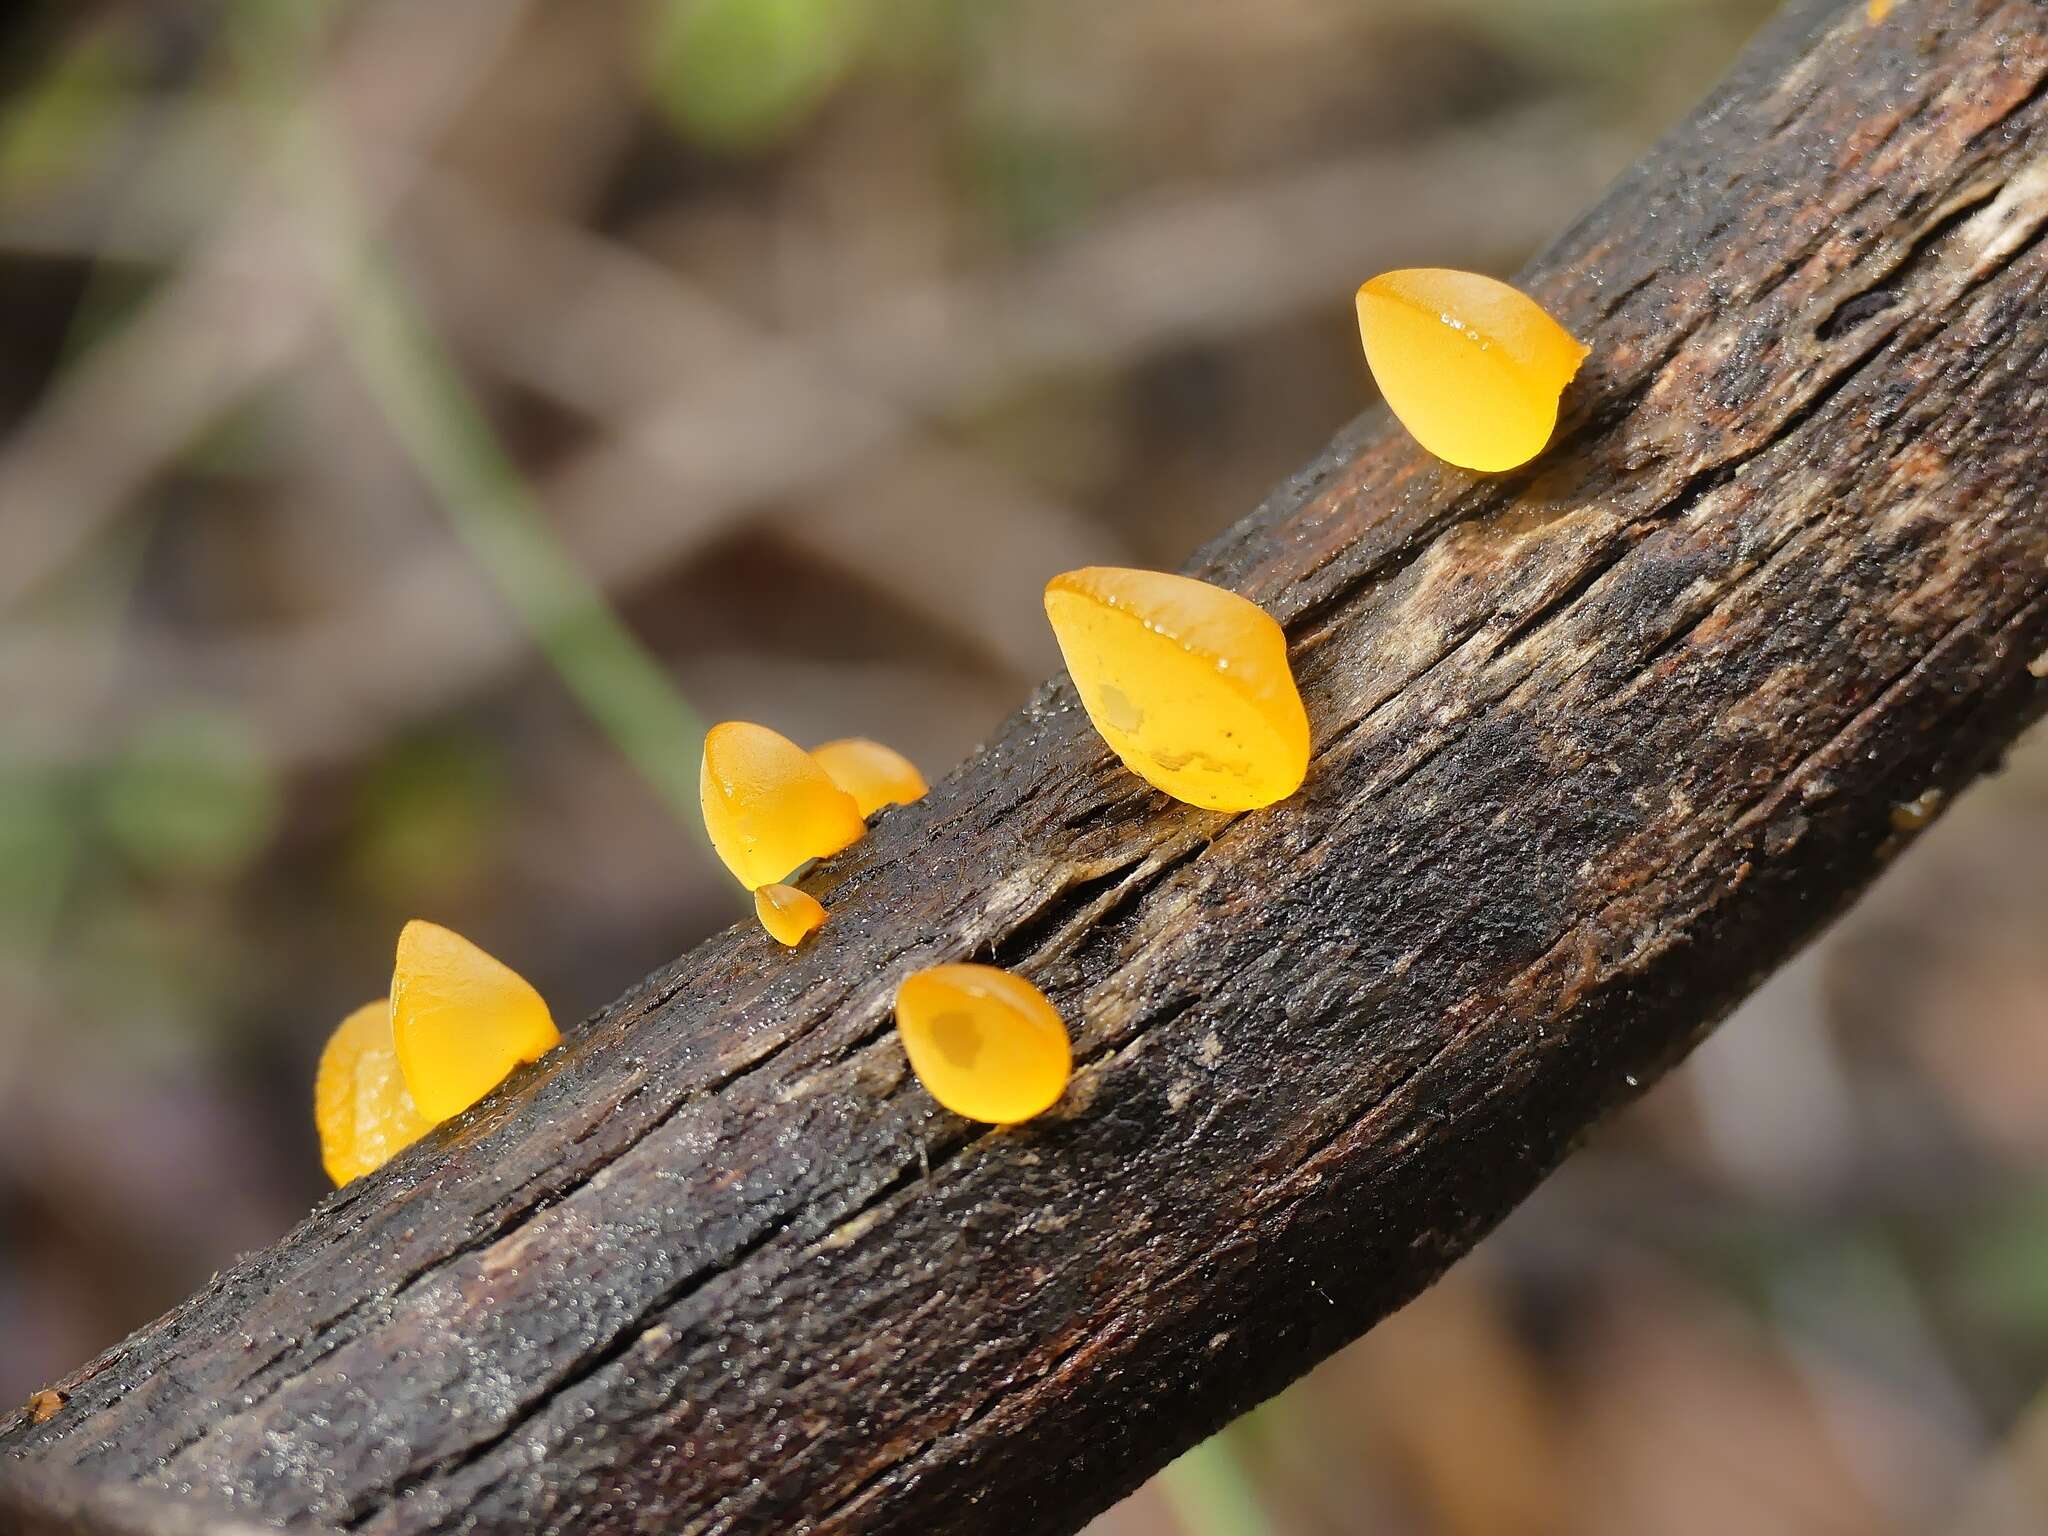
{"left": 315, "top": 921, "right": 559, "bottom": 1184}
{"left": 696, "top": 556, "right": 1322, "bottom": 1124}
{"left": 313, "top": 267, "right": 1586, "bottom": 1163}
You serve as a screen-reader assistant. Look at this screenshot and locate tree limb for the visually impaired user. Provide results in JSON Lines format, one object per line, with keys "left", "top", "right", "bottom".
{"left": 6, "top": 0, "right": 2048, "bottom": 1531}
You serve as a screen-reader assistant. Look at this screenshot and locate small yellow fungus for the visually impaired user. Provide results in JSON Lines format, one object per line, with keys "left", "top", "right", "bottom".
{"left": 391, "top": 920, "right": 560, "bottom": 1123}
{"left": 1890, "top": 788, "right": 1944, "bottom": 832}
{"left": 25, "top": 1388, "right": 66, "bottom": 1425}
{"left": 811, "top": 737, "right": 928, "bottom": 818}
{"left": 315, "top": 999, "right": 430, "bottom": 1185}
{"left": 701, "top": 721, "right": 866, "bottom": 888}
{"left": 1354, "top": 267, "right": 1588, "bottom": 472}
{"left": 1044, "top": 566, "right": 1309, "bottom": 811}
{"left": 754, "top": 881, "right": 828, "bottom": 946}
{"left": 1868, "top": 0, "right": 1895, "bottom": 20}
{"left": 895, "top": 963, "right": 1072, "bottom": 1124}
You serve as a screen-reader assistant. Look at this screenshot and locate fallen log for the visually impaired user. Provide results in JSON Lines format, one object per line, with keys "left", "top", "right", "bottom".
{"left": 5, "top": 0, "right": 2047, "bottom": 1530}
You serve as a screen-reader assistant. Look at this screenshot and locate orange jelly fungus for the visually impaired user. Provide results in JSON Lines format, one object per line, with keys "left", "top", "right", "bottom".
{"left": 754, "top": 882, "right": 828, "bottom": 947}
{"left": 700, "top": 721, "right": 866, "bottom": 889}
{"left": 26, "top": 1389, "right": 66, "bottom": 1425}
{"left": 894, "top": 963, "right": 1072, "bottom": 1124}
{"left": 1354, "top": 268, "right": 1588, "bottom": 472}
{"left": 1044, "top": 566, "right": 1309, "bottom": 811}
{"left": 811, "top": 737, "right": 928, "bottom": 818}
{"left": 315, "top": 998, "right": 430, "bottom": 1185}
{"left": 391, "top": 919, "right": 560, "bottom": 1123}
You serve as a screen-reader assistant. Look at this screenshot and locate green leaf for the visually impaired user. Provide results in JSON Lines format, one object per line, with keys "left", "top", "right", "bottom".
{"left": 98, "top": 708, "right": 279, "bottom": 879}
{"left": 0, "top": 765, "right": 83, "bottom": 949}
{"left": 1957, "top": 1193, "right": 2048, "bottom": 1341}
{"left": 645, "top": 0, "right": 868, "bottom": 152}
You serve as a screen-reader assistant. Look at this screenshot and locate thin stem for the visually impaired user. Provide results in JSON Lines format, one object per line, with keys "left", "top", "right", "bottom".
{"left": 237, "top": 8, "right": 710, "bottom": 841}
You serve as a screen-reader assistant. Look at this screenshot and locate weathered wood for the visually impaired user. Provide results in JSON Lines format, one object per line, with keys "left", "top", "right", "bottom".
{"left": 0, "top": 1462, "right": 316, "bottom": 1536}
{"left": 7, "top": 1, "right": 2048, "bottom": 1531}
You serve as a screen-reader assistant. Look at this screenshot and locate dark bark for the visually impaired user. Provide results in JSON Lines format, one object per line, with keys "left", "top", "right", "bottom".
{"left": 0, "top": 1464, "right": 305, "bottom": 1536}
{"left": 7, "top": 0, "right": 2048, "bottom": 1531}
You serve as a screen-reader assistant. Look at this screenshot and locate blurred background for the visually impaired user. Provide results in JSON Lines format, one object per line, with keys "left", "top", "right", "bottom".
{"left": 2, "top": 0, "right": 2046, "bottom": 1531}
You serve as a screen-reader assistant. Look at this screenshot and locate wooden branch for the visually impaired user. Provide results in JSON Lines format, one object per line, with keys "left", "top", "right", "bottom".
{"left": 0, "top": 1463, "right": 302, "bottom": 1536}
{"left": 7, "top": 1, "right": 2048, "bottom": 1530}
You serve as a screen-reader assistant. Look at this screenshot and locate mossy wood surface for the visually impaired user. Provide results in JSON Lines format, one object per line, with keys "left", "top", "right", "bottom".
{"left": 7, "top": 1, "right": 2048, "bottom": 1531}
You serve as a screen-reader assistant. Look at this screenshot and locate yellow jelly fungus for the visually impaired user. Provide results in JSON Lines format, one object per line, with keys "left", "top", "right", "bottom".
{"left": 754, "top": 881, "right": 828, "bottom": 947}
{"left": 1354, "top": 268, "right": 1588, "bottom": 473}
{"left": 811, "top": 737, "right": 929, "bottom": 818}
{"left": 391, "top": 919, "right": 560, "bottom": 1123}
{"left": 700, "top": 721, "right": 867, "bottom": 889}
{"left": 895, "top": 963, "right": 1072, "bottom": 1124}
{"left": 1868, "top": 0, "right": 1894, "bottom": 19}
{"left": 315, "top": 999, "right": 431, "bottom": 1185}
{"left": 1043, "top": 566, "right": 1309, "bottom": 811}
{"left": 26, "top": 1389, "right": 66, "bottom": 1425}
